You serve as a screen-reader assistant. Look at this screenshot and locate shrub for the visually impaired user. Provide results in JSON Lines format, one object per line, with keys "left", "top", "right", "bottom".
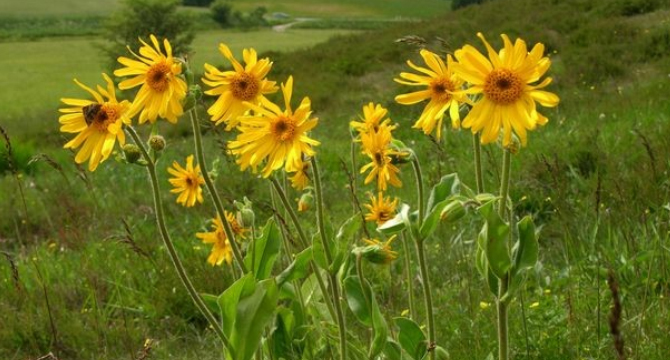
{"left": 451, "top": 0, "right": 488, "bottom": 10}
{"left": 99, "top": 0, "right": 195, "bottom": 69}
{"left": 210, "top": 0, "right": 233, "bottom": 28}
{"left": 183, "top": 0, "right": 214, "bottom": 7}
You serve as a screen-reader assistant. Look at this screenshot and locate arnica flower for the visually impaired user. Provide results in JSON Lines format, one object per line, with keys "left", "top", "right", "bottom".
{"left": 350, "top": 102, "right": 396, "bottom": 136}
{"left": 202, "top": 44, "right": 278, "bottom": 130}
{"left": 196, "top": 212, "right": 246, "bottom": 266}
{"left": 364, "top": 192, "right": 399, "bottom": 225}
{"left": 228, "top": 76, "right": 320, "bottom": 177}
{"left": 452, "top": 33, "right": 560, "bottom": 146}
{"left": 59, "top": 73, "right": 131, "bottom": 171}
{"left": 360, "top": 126, "right": 402, "bottom": 191}
{"left": 289, "top": 158, "right": 310, "bottom": 190}
{"left": 395, "top": 50, "right": 469, "bottom": 140}
{"left": 115, "top": 34, "right": 187, "bottom": 124}
{"left": 168, "top": 155, "right": 205, "bottom": 207}
{"left": 359, "top": 236, "right": 399, "bottom": 265}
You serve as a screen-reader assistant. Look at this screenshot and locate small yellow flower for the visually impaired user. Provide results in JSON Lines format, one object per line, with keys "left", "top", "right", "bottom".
{"left": 451, "top": 33, "right": 560, "bottom": 146}
{"left": 350, "top": 102, "right": 396, "bottom": 136}
{"left": 479, "top": 301, "right": 491, "bottom": 310}
{"left": 228, "top": 76, "right": 320, "bottom": 177}
{"left": 288, "top": 158, "right": 310, "bottom": 190}
{"left": 364, "top": 192, "right": 399, "bottom": 225}
{"left": 115, "top": 35, "right": 187, "bottom": 124}
{"left": 59, "top": 73, "right": 131, "bottom": 171}
{"left": 361, "top": 236, "right": 399, "bottom": 265}
{"left": 168, "top": 155, "right": 205, "bottom": 207}
{"left": 360, "top": 127, "right": 402, "bottom": 191}
{"left": 395, "top": 50, "right": 469, "bottom": 140}
{"left": 196, "top": 212, "right": 246, "bottom": 266}
{"left": 202, "top": 44, "right": 278, "bottom": 130}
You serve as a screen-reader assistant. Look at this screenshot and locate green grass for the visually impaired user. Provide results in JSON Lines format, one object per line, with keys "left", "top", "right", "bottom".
{"left": 2, "top": 0, "right": 670, "bottom": 358}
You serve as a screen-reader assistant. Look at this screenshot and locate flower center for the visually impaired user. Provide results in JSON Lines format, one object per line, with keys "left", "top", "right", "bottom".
{"left": 83, "top": 103, "right": 119, "bottom": 131}
{"left": 483, "top": 69, "right": 523, "bottom": 105}
{"left": 231, "top": 72, "right": 260, "bottom": 101}
{"left": 430, "top": 78, "right": 455, "bottom": 103}
{"left": 373, "top": 151, "right": 385, "bottom": 166}
{"left": 271, "top": 116, "right": 297, "bottom": 142}
{"left": 147, "top": 62, "right": 171, "bottom": 93}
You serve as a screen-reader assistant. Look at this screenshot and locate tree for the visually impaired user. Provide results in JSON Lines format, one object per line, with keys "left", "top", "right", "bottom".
{"left": 99, "top": 0, "right": 195, "bottom": 69}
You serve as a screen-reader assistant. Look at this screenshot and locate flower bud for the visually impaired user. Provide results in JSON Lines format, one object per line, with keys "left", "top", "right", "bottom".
{"left": 355, "top": 236, "right": 398, "bottom": 265}
{"left": 148, "top": 135, "right": 166, "bottom": 152}
{"left": 234, "top": 197, "right": 255, "bottom": 228}
{"left": 297, "top": 191, "right": 314, "bottom": 212}
{"left": 183, "top": 84, "right": 202, "bottom": 111}
{"left": 122, "top": 143, "right": 142, "bottom": 164}
{"left": 440, "top": 200, "right": 466, "bottom": 223}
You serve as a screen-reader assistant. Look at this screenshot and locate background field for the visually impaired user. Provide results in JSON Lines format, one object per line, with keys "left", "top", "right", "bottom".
{"left": 2, "top": 0, "right": 670, "bottom": 359}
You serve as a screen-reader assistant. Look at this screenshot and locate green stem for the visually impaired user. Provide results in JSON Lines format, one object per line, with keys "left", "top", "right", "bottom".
{"left": 473, "top": 132, "right": 484, "bottom": 194}
{"left": 497, "top": 148, "right": 512, "bottom": 360}
{"left": 310, "top": 157, "right": 348, "bottom": 360}
{"left": 411, "top": 155, "right": 425, "bottom": 225}
{"left": 269, "top": 176, "right": 337, "bottom": 322}
{"left": 415, "top": 238, "right": 436, "bottom": 359}
{"left": 126, "top": 126, "right": 231, "bottom": 350}
{"left": 189, "top": 110, "right": 247, "bottom": 273}
{"left": 401, "top": 231, "right": 417, "bottom": 320}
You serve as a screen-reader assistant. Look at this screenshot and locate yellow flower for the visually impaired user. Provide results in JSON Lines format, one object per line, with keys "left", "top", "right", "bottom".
{"left": 395, "top": 50, "right": 469, "bottom": 140}
{"left": 360, "top": 127, "right": 402, "bottom": 191}
{"left": 196, "top": 212, "right": 246, "bottom": 266}
{"left": 350, "top": 102, "right": 396, "bottom": 136}
{"left": 452, "top": 33, "right": 560, "bottom": 146}
{"left": 114, "top": 35, "right": 187, "bottom": 124}
{"left": 168, "top": 155, "right": 205, "bottom": 207}
{"left": 289, "top": 158, "right": 310, "bottom": 190}
{"left": 228, "top": 76, "right": 320, "bottom": 177}
{"left": 202, "top": 44, "right": 278, "bottom": 130}
{"left": 59, "top": 73, "right": 131, "bottom": 171}
{"left": 361, "top": 236, "right": 399, "bottom": 265}
{"left": 364, "top": 192, "right": 399, "bottom": 225}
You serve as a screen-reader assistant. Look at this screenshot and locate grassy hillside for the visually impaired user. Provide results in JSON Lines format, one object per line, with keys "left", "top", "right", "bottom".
{"left": 1, "top": 0, "right": 670, "bottom": 359}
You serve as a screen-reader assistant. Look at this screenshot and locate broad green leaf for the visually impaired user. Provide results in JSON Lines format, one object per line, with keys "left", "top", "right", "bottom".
{"left": 369, "top": 287, "right": 389, "bottom": 359}
{"left": 395, "top": 317, "right": 427, "bottom": 360}
{"left": 312, "top": 231, "right": 329, "bottom": 270}
{"left": 435, "top": 346, "right": 449, "bottom": 359}
{"left": 200, "top": 293, "right": 220, "bottom": 316}
{"left": 218, "top": 273, "right": 254, "bottom": 337}
{"left": 478, "top": 201, "right": 511, "bottom": 279}
{"left": 332, "top": 213, "right": 362, "bottom": 274}
{"left": 344, "top": 276, "right": 372, "bottom": 325}
{"left": 229, "top": 278, "right": 279, "bottom": 360}
{"left": 378, "top": 204, "right": 410, "bottom": 235}
{"left": 420, "top": 196, "right": 467, "bottom": 238}
{"left": 276, "top": 246, "right": 313, "bottom": 286}
{"left": 426, "top": 173, "right": 460, "bottom": 213}
{"left": 513, "top": 215, "right": 539, "bottom": 274}
{"left": 384, "top": 339, "right": 402, "bottom": 360}
{"left": 244, "top": 218, "right": 282, "bottom": 280}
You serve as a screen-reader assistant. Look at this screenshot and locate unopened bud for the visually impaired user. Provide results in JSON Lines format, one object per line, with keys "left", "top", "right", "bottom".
{"left": 297, "top": 191, "right": 314, "bottom": 212}
{"left": 148, "top": 135, "right": 166, "bottom": 152}
{"left": 183, "top": 85, "right": 202, "bottom": 111}
{"left": 122, "top": 143, "right": 142, "bottom": 164}
{"left": 234, "top": 197, "right": 255, "bottom": 227}
{"left": 440, "top": 200, "right": 466, "bottom": 223}
{"left": 356, "top": 236, "right": 398, "bottom": 265}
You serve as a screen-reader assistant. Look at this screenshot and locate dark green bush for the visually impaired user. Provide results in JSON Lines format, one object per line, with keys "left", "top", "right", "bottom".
{"left": 451, "top": 0, "right": 488, "bottom": 10}
{"left": 210, "top": 0, "right": 233, "bottom": 28}
{"left": 183, "top": 0, "right": 214, "bottom": 7}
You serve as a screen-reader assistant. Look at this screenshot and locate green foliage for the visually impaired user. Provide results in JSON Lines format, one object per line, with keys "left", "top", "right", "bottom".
{"left": 183, "top": 0, "right": 214, "bottom": 7}
{"left": 210, "top": 0, "right": 234, "bottom": 28}
{"left": 98, "top": 0, "right": 195, "bottom": 68}
{"left": 230, "top": 6, "right": 269, "bottom": 30}
{"left": 451, "top": 0, "right": 488, "bottom": 10}
{"left": 0, "top": 15, "right": 104, "bottom": 41}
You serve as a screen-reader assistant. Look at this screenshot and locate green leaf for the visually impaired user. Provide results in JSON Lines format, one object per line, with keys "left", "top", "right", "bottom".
{"left": 478, "top": 201, "right": 511, "bottom": 279}
{"left": 244, "top": 218, "right": 282, "bottom": 280}
{"left": 435, "top": 346, "right": 449, "bottom": 359}
{"left": 426, "top": 173, "right": 460, "bottom": 213}
{"left": 394, "top": 317, "right": 427, "bottom": 360}
{"left": 420, "top": 196, "right": 467, "bottom": 238}
{"left": 344, "top": 276, "right": 372, "bottom": 325}
{"left": 312, "top": 231, "right": 329, "bottom": 270}
{"left": 369, "top": 290, "right": 389, "bottom": 359}
{"left": 513, "top": 215, "right": 539, "bottom": 275}
{"left": 218, "top": 274, "right": 279, "bottom": 360}
{"left": 276, "top": 246, "right": 313, "bottom": 287}
{"left": 383, "top": 339, "right": 402, "bottom": 360}
{"left": 378, "top": 204, "right": 409, "bottom": 235}
{"left": 200, "top": 293, "right": 220, "bottom": 317}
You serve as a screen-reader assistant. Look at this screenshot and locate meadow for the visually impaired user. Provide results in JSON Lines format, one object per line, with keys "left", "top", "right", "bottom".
{"left": 1, "top": 0, "right": 670, "bottom": 359}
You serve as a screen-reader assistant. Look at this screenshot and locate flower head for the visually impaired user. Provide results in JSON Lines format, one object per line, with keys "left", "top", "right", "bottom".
{"left": 114, "top": 35, "right": 187, "bottom": 124}
{"left": 359, "top": 126, "right": 402, "bottom": 191}
{"left": 364, "top": 192, "right": 399, "bottom": 225}
{"left": 350, "top": 102, "right": 396, "bottom": 136}
{"left": 168, "top": 155, "right": 205, "bottom": 207}
{"left": 395, "top": 50, "right": 469, "bottom": 140}
{"left": 196, "top": 211, "right": 246, "bottom": 266}
{"left": 59, "top": 73, "right": 131, "bottom": 171}
{"left": 359, "top": 236, "right": 399, "bottom": 265}
{"left": 452, "top": 33, "right": 560, "bottom": 146}
{"left": 289, "top": 158, "right": 311, "bottom": 190}
{"left": 203, "top": 44, "right": 278, "bottom": 130}
{"left": 228, "top": 76, "right": 320, "bottom": 177}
